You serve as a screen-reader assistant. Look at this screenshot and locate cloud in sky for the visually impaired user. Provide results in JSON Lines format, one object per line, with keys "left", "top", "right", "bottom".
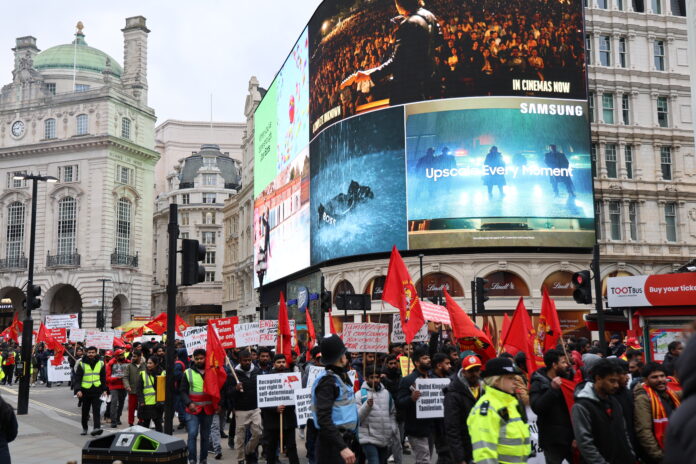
{"left": 0, "top": 0, "right": 322, "bottom": 124}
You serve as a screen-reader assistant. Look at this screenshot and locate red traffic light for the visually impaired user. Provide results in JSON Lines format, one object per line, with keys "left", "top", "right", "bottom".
{"left": 576, "top": 275, "right": 583, "bottom": 285}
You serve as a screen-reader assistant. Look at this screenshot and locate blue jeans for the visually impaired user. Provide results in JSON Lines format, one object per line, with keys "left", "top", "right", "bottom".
{"left": 186, "top": 412, "right": 213, "bottom": 463}
{"left": 362, "top": 443, "right": 389, "bottom": 464}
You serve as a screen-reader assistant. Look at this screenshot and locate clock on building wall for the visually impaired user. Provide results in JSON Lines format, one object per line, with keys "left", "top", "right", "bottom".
{"left": 10, "top": 120, "right": 25, "bottom": 138}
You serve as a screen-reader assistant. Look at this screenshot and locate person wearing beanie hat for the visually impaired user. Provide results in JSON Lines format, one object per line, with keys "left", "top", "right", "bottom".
{"left": 311, "top": 334, "right": 359, "bottom": 464}
{"left": 467, "top": 357, "right": 531, "bottom": 464}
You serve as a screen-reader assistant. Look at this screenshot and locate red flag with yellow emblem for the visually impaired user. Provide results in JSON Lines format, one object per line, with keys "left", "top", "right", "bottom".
{"left": 204, "top": 322, "right": 228, "bottom": 408}
{"left": 382, "top": 246, "right": 425, "bottom": 344}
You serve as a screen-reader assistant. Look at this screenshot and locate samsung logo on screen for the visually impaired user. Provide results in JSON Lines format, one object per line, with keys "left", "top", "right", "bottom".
{"left": 520, "top": 103, "right": 584, "bottom": 116}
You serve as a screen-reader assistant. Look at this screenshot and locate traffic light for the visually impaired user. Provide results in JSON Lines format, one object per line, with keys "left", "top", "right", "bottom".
{"left": 320, "top": 289, "right": 332, "bottom": 312}
{"left": 181, "top": 239, "right": 205, "bottom": 286}
{"left": 572, "top": 270, "right": 592, "bottom": 304}
{"left": 27, "top": 284, "right": 41, "bottom": 311}
{"left": 475, "top": 277, "right": 489, "bottom": 311}
{"left": 96, "top": 311, "right": 105, "bottom": 330}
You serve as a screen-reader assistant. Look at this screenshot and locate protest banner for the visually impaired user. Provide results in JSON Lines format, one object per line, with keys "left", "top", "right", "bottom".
{"left": 69, "top": 328, "right": 86, "bottom": 343}
{"left": 256, "top": 372, "right": 303, "bottom": 408}
{"left": 45, "top": 313, "right": 80, "bottom": 329}
{"left": 137, "top": 334, "right": 162, "bottom": 344}
{"left": 526, "top": 406, "right": 546, "bottom": 463}
{"left": 183, "top": 326, "right": 207, "bottom": 353}
{"left": 420, "top": 301, "right": 451, "bottom": 325}
{"left": 209, "top": 316, "right": 239, "bottom": 349}
{"left": 47, "top": 328, "right": 67, "bottom": 344}
{"left": 47, "top": 356, "right": 72, "bottom": 382}
{"left": 294, "top": 387, "right": 313, "bottom": 427}
{"left": 306, "top": 365, "right": 324, "bottom": 389}
{"left": 391, "top": 314, "right": 429, "bottom": 343}
{"left": 86, "top": 330, "right": 114, "bottom": 350}
{"left": 258, "top": 320, "right": 296, "bottom": 347}
{"left": 342, "top": 323, "right": 389, "bottom": 353}
{"left": 415, "top": 377, "right": 450, "bottom": 419}
{"left": 399, "top": 356, "right": 415, "bottom": 377}
{"left": 234, "top": 322, "right": 260, "bottom": 347}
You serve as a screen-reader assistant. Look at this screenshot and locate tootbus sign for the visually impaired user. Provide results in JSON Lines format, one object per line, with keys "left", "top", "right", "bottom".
{"left": 607, "top": 273, "right": 696, "bottom": 308}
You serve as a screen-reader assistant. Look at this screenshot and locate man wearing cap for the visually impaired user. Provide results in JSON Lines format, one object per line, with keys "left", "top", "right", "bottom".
{"left": 106, "top": 349, "right": 129, "bottom": 428}
{"left": 444, "top": 354, "right": 484, "bottom": 464}
{"left": 467, "top": 357, "right": 531, "bottom": 464}
{"left": 311, "top": 334, "right": 359, "bottom": 464}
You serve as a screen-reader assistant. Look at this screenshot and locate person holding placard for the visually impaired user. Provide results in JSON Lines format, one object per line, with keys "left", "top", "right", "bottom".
{"left": 74, "top": 346, "right": 107, "bottom": 436}
{"left": 231, "top": 349, "right": 263, "bottom": 464}
{"left": 261, "top": 354, "right": 300, "bottom": 464}
{"left": 430, "top": 353, "right": 453, "bottom": 464}
{"left": 357, "top": 366, "right": 397, "bottom": 464}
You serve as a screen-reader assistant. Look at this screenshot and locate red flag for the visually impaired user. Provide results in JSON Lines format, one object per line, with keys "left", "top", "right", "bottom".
{"left": 6, "top": 313, "right": 22, "bottom": 343}
{"left": 305, "top": 308, "right": 317, "bottom": 362}
{"left": 560, "top": 378, "right": 578, "bottom": 417}
{"left": 482, "top": 318, "right": 493, "bottom": 343}
{"left": 204, "top": 322, "right": 228, "bottom": 409}
{"left": 382, "top": 246, "right": 425, "bottom": 344}
{"left": 37, "top": 323, "right": 65, "bottom": 366}
{"left": 500, "top": 313, "right": 512, "bottom": 353}
{"left": 328, "top": 310, "right": 337, "bottom": 335}
{"left": 175, "top": 315, "right": 189, "bottom": 335}
{"left": 276, "top": 293, "right": 293, "bottom": 364}
{"left": 500, "top": 297, "right": 538, "bottom": 375}
{"left": 123, "top": 325, "right": 144, "bottom": 341}
{"left": 538, "top": 288, "right": 562, "bottom": 355}
{"left": 444, "top": 290, "right": 496, "bottom": 361}
{"left": 113, "top": 337, "right": 126, "bottom": 348}
{"left": 146, "top": 312, "right": 188, "bottom": 336}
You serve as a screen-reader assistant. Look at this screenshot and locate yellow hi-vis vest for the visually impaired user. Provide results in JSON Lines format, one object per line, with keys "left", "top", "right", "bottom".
{"left": 185, "top": 368, "right": 204, "bottom": 393}
{"left": 467, "top": 385, "right": 531, "bottom": 464}
{"left": 141, "top": 371, "right": 156, "bottom": 405}
{"left": 81, "top": 361, "right": 104, "bottom": 389}
{"left": 0, "top": 356, "right": 4, "bottom": 381}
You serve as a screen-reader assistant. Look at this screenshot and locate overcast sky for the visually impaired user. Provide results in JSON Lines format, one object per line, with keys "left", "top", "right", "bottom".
{"left": 0, "top": 1, "right": 322, "bottom": 124}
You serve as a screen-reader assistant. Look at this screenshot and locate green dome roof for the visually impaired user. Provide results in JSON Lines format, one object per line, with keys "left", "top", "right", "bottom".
{"left": 34, "top": 33, "right": 122, "bottom": 78}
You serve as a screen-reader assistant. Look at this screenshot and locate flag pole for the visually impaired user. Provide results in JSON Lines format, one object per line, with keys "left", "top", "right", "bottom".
{"left": 280, "top": 409, "right": 285, "bottom": 455}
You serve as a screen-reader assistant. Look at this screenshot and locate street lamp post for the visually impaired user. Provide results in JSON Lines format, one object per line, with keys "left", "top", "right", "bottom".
{"left": 257, "top": 252, "right": 267, "bottom": 321}
{"left": 16, "top": 173, "right": 57, "bottom": 416}
{"left": 97, "top": 279, "right": 111, "bottom": 331}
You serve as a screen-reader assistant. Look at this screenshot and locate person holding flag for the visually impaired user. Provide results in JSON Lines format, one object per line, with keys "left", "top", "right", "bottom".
{"left": 382, "top": 246, "right": 425, "bottom": 346}
{"left": 179, "top": 348, "right": 215, "bottom": 464}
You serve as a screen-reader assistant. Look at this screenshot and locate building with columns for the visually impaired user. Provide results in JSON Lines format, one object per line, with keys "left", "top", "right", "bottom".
{"left": 152, "top": 121, "right": 243, "bottom": 324}
{"left": 0, "top": 17, "right": 157, "bottom": 329}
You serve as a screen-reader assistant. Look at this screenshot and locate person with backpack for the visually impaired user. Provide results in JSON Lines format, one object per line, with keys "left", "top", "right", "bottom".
{"left": 0, "top": 393, "right": 18, "bottom": 464}
{"left": 357, "top": 366, "right": 397, "bottom": 464}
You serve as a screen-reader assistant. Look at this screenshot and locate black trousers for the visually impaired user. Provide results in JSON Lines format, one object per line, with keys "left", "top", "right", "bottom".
{"left": 139, "top": 404, "right": 163, "bottom": 432}
{"left": 81, "top": 395, "right": 101, "bottom": 430}
{"left": 2, "top": 366, "right": 13, "bottom": 384}
{"left": 543, "top": 445, "right": 574, "bottom": 464}
{"left": 316, "top": 431, "right": 358, "bottom": 463}
{"left": 263, "top": 427, "right": 299, "bottom": 464}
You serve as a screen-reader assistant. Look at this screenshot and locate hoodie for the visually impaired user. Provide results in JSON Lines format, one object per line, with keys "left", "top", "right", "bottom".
{"left": 356, "top": 381, "right": 396, "bottom": 446}
{"left": 664, "top": 336, "right": 696, "bottom": 464}
{"left": 571, "top": 382, "right": 634, "bottom": 464}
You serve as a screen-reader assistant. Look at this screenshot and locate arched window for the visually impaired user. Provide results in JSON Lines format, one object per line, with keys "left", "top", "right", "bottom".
{"left": 333, "top": 280, "right": 355, "bottom": 304}
{"left": 415, "top": 272, "right": 465, "bottom": 298}
{"left": 121, "top": 118, "right": 131, "bottom": 139}
{"left": 76, "top": 114, "right": 88, "bottom": 135}
{"left": 116, "top": 198, "right": 132, "bottom": 255}
{"left": 6, "top": 202, "right": 25, "bottom": 260}
{"left": 205, "top": 212, "right": 215, "bottom": 224}
{"left": 57, "top": 197, "right": 76, "bottom": 255}
{"left": 482, "top": 271, "right": 530, "bottom": 296}
{"left": 541, "top": 271, "right": 575, "bottom": 297}
{"left": 44, "top": 118, "right": 56, "bottom": 139}
{"left": 364, "top": 276, "right": 386, "bottom": 300}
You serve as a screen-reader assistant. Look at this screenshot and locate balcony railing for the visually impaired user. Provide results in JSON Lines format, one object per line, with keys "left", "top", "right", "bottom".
{"left": 0, "top": 255, "right": 28, "bottom": 271}
{"left": 46, "top": 250, "right": 81, "bottom": 268}
{"left": 111, "top": 250, "right": 138, "bottom": 268}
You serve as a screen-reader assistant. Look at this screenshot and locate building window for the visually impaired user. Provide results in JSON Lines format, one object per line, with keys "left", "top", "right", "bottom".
{"left": 181, "top": 232, "right": 189, "bottom": 239}
{"left": 7, "top": 171, "right": 27, "bottom": 189}
{"left": 181, "top": 193, "right": 190, "bottom": 205}
{"left": 616, "top": 0, "right": 624, "bottom": 9}
{"left": 605, "top": 144, "right": 618, "bottom": 178}
{"left": 621, "top": 94, "right": 630, "bottom": 125}
{"left": 44, "top": 118, "right": 56, "bottom": 139}
{"left": 602, "top": 93, "right": 614, "bottom": 124}
{"left": 660, "top": 146, "right": 672, "bottom": 180}
{"left": 76, "top": 114, "right": 88, "bottom": 135}
{"left": 121, "top": 118, "right": 131, "bottom": 139}
{"left": 59, "top": 165, "right": 78, "bottom": 183}
{"left": 57, "top": 197, "right": 77, "bottom": 255}
{"left": 595, "top": 201, "right": 603, "bottom": 239}
{"left": 597, "top": 0, "right": 608, "bottom": 8}
{"left": 585, "top": 35, "right": 592, "bottom": 66}
{"left": 624, "top": 145, "right": 633, "bottom": 179}
{"left": 202, "top": 231, "right": 215, "bottom": 245}
{"left": 665, "top": 203, "right": 677, "bottom": 242}
{"left": 609, "top": 201, "right": 622, "bottom": 240}
{"left": 591, "top": 143, "right": 598, "bottom": 178}
{"left": 203, "top": 174, "right": 216, "bottom": 186}
{"left": 205, "top": 271, "right": 216, "bottom": 282}
{"left": 116, "top": 165, "right": 133, "bottom": 185}
{"left": 6, "top": 202, "right": 25, "bottom": 259}
{"left": 181, "top": 212, "right": 189, "bottom": 225}
{"left": 45, "top": 83, "right": 56, "bottom": 95}
{"left": 205, "top": 212, "right": 215, "bottom": 225}
{"left": 654, "top": 40, "right": 665, "bottom": 70}
{"left": 202, "top": 193, "right": 216, "bottom": 204}
{"left": 588, "top": 92, "right": 595, "bottom": 123}
{"left": 618, "top": 37, "right": 627, "bottom": 68}
{"left": 657, "top": 96, "right": 668, "bottom": 127}
{"left": 116, "top": 198, "right": 132, "bottom": 255}
{"left": 651, "top": 0, "right": 661, "bottom": 13}
{"left": 74, "top": 84, "right": 90, "bottom": 92}
{"left": 599, "top": 36, "right": 611, "bottom": 66}
{"left": 205, "top": 251, "right": 216, "bottom": 265}
{"left": 202, "top": 157, "right": 217, "bottom": 169}
{"left": 628, "top": 201, "right": 638, "bottom": 240}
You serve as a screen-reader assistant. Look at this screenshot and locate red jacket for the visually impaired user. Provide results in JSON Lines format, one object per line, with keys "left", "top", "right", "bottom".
{"left": 106, "top": 358, "right": 129, "bottom": 390}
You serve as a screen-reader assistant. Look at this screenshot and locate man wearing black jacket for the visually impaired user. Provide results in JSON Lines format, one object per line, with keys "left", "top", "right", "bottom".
{"left": 230, "top": 350, "right": 262, "bottom": 464}
{"left": 74, "top": 346, "right": 107, "bottom": 436}
{"left": 261, "top": 354, "right": 299, "bottom": 464}
{"left": 443, "top": 354, "right": 484, "bottom": 464}
{"left": 397, "top": 346, "right": 434, "bottom": 464}
{"left": 382, "top": 354, "right": 404, "bottom": 463}
{"left": 530, "top": 349, "right": 574, "bottom": 464}
{"left": 664, "top": 335, "right": 695, "bottom": 464}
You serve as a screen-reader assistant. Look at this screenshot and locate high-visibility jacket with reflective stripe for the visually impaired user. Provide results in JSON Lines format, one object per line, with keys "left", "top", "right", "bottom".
{"left": 0, "top": 356, "right": 4, "bottom": 381}
{"left": 311, "top": 369, "right": 358, "bottom": 434}
{"left": 467, "top": 385, "right": 531, "bottom": 464}
{"left": 81, "top": 361, "right": 104, "bottom": 389}
{"left": 185, "top": 368, "right": 204, "bottom": 393}
{"left": 141, "top": 371, "right": 156, "bottom": 405}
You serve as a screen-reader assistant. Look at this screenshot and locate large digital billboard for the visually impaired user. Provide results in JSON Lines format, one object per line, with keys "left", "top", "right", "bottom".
{"left": 253, "top": 0, "right": 593, "bottom": 286}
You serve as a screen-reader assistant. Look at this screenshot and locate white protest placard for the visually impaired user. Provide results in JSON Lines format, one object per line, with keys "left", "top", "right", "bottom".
{"left": 342, "top": 323, "right": 389, "bottom": 353}
{"left": 85, "top": 330, "right": 114, "bottom": 350}
{"left": 294, "top": 387, "right": 313, "bottom": 427}
{"left": 306, "top": 365, "right": 324, "bottom": 388}
{"left": 137, "top": 334, "right": 163, "bottom": 344}
{"left": 183, "top": 326, "right": 207, "bottom": 353}
{"left": 256, "top": 372, "right": 303, "bottom": 408}
{"left": 391, "top": 314, "right": 429, "bottom": 343}
{"left": 258, "top": 320, "right": 296, "bottom": 347}
{"left": 234, "top": 322, "right": 260, "bottom": 347}
{"left": 415, "top": 377, "right": 450, "bottom": 419}
{"left": 45, "top": 313, "right": 80, "bottom": 329}
{"left": 69, "top": 328, "right": 86, "bottom": 343}
{"left": 47, "top": 356, "right": 72, "bottom": 382}
{"left": 526, "top": 406, "right": 548, "bottom": 463}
